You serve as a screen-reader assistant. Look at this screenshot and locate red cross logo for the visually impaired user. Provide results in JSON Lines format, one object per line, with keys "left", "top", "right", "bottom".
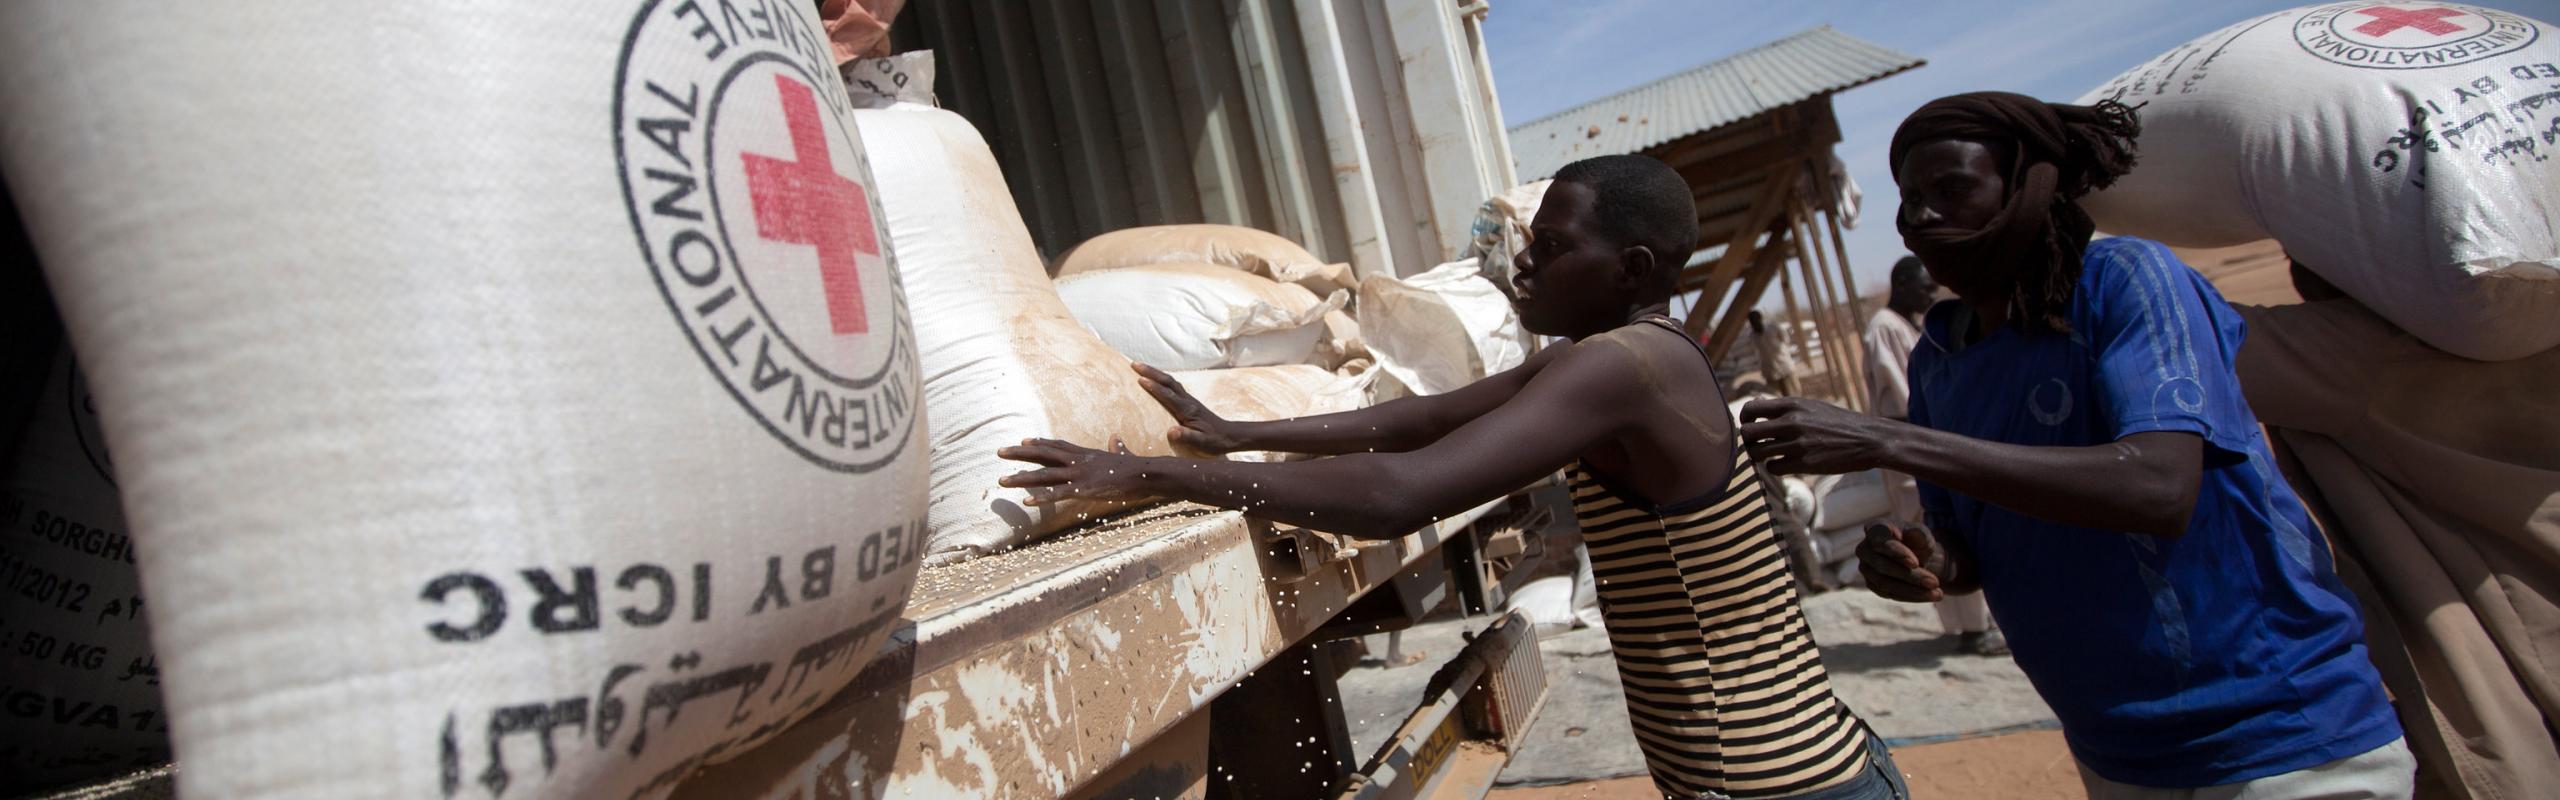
{"left": 2351, "top": 6, "right": 2469, "bottom": 37}
{"left": 743, "top": 74, "right": 875, "bottom": 335}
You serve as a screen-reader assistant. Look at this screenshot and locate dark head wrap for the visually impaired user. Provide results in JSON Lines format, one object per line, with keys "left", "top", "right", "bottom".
{"left": 1888, "top": 92, "right": 2141, "bottom": 334}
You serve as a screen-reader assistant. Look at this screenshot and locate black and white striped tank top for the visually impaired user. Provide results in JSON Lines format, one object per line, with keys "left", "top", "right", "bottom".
{"left": 1569, "top": 320, "right": 1871, "bottom": 799}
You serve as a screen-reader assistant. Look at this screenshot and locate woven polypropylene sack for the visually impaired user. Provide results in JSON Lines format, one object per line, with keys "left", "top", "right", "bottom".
{"left": 2077, "top": 2, "right": 2560, "bottom": 360}
{"left": 1169, "top": 364, "right": 1373, "bottom": 462}
{"left": 854, "top": 101, "right": 1189, "bottom": 564}
{"left": 0, "top": 348, "right": 167, "bottom": 794}
{"left": 1053, "top": 224, "right": 1356, "bottom": 297}
{"left": 1056, "top": 263, "right": 1347, "bottom": 371}
{"left": 1359, "top": 260, "right": 1529, "bottom": 395}
{"left": 0, "top": 4, "right": 926, "bottom": 797}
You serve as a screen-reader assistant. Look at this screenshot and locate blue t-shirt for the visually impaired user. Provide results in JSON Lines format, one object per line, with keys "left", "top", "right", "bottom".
{"left": 1905, "top": 237, "right": 2399, "bottom": 787}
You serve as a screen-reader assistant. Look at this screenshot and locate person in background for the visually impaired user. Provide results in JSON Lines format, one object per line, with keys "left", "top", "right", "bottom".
{"left": 1864, "top": 256, "right": 2003, "bottom": 657}
{"left": 1741, "top": 92, "right": 2410, "bottom": 798}
{"left": 1748, "top": 309, "right": 1804, "bottom": 396}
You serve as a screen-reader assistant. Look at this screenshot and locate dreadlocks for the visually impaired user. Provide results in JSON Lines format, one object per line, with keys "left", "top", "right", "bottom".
{"left": 1888, "top": 92, "right": 2141, "bottom": 334}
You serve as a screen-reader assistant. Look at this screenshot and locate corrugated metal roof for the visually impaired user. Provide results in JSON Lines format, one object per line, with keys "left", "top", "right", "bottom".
{"left": 1507, "top": 26, "right": 1923, "bottom": 181}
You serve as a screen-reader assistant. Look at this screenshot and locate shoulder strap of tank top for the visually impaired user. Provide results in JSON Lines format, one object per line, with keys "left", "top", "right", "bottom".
{"left": 1611, "top": 315, "right": 1729, "bottom": 444}
{"left": 1634, "top": 315, "right": 1712, "bottom": 365}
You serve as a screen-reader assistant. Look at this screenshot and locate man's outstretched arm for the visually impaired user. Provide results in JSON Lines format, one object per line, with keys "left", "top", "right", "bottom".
{"left": 1142, "top": 346, "right": 1565, "bottom": 457}
{"left": 1740, "top": 398, "right": 2203, "bottom": 539}
{"left": 1007, "top": 343, "right": 1632, "bottom": 539}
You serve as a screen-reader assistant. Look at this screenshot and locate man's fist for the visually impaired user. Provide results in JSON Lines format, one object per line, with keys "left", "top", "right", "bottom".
{"left": 1857, "top": 522, "right": 1951, "bottom": 603}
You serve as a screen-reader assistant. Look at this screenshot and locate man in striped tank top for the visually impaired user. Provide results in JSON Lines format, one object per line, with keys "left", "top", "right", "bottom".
{"left": 1002, "top": 155, "right": 1903, "bottom": 799}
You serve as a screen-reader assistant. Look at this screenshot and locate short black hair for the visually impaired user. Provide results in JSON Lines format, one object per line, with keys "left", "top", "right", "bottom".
{"left": 1891, "top": 256, "right": 1929, "bottom": 292}
{"left": 1552, "top": 155, "right": 1698, "bottom": 289}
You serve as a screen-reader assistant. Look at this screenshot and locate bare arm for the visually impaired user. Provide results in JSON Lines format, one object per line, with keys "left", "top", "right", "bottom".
{"left": 1741, "top": 398, "right": 2203, "bottom": 538}
{"left": 1007, "top": 343, "right": 1633, "bottom": 539}
{"left": 1143, "top": 345, "right": 1565, "bottom": 456}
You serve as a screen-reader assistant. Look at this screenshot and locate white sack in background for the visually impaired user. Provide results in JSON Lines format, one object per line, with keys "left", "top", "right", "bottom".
{"left": 0, "top": 4, "right": 926, "bottom": 797}
{"left": 2078, "top": 2, "right": 2560, "bottom": 360}
{"left": 1360, "top": 259, "right": 1529, "bottom": 395}
{"left": 855, "top": 101, "right": 1187, "bottom": 564}
{"left": 0, "top": 349, "right": 166, "bottom": 792}
{"left": 1054, "top": 224, "right": 1356, "bottom": 297}
{"left": 1467, "top": 180, "right": 1552, "bottom": 290}
{"left": 1057, "top": 263, "right": 1347, "bottom": 371}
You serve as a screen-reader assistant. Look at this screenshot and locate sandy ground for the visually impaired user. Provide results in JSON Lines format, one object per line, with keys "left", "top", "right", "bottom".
{"left": 1336, "top": 588, "right": 2064, "bottom": 791}
{"left": 1484, "top": 730, "right": 2085, "bottom": 799}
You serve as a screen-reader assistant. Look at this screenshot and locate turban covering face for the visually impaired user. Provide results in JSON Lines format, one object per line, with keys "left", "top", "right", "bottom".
{"left": 1889, "top": 92, "right": 2141, "bottom": 333}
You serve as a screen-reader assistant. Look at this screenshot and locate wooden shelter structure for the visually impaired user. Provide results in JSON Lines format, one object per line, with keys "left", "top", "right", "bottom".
{"left": 1509, "top": 27, "right": 1922, "bottom": 410}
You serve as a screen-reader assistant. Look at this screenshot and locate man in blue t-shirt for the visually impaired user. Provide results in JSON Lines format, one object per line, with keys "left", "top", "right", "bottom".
{"left": 1741, "top": 92, "right": 2410, "bottom": 798}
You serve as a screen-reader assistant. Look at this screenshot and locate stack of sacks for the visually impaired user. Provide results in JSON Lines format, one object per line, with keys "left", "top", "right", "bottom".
{"left": 1057, "top": 224, "right": 1366, "bottom": 368}
{"left": 1805, "top": 471, "right": 1893, "bottom": 580}
{"left": 853, "top": 100, "right": 1195, "bottom": 564}
{"left": 2077, "top": 2, "right": 2560, "bottom": 361}
{"left": 1055, "top": 223, "right": 1357, "bottom": 296}
{"left": 1360, "top": 258, "right": 1530, "bottom": 396}
{"left": 1055, "top": 263, "right": 1350, "bottom": 371}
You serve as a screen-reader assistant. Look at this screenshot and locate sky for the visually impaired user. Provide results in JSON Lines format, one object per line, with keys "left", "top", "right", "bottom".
{"left": 1477, "top": 0, "right": 2502, "bottom": 308}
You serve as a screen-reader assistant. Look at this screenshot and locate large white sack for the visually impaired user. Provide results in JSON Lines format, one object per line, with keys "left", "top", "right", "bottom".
{"left": 1810, "top": 471, "right": 1891, "bottom": 532}
{"left": 854, "top": 101, "right": 1189, "bottom": 564}
{"left": 0, "top": 4, "right": 926, "bottom": 797}
{"left": 1057, "top": 263, "right": 1348, "bottom": 370}
{"left": 1054, "top": 224, "right": 1357, "bottom": 297}
{"left": 1, "top": 348, "right": 167, "bottom": 793}
{"left": 2078, "top": 2, "right": 2560, "bottom": 360}
{"left": 1360, "top": 259, "right": 1530, "bottom": 395}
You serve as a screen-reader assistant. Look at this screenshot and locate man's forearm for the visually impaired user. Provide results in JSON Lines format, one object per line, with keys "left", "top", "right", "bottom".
{"left": 1137, "top": 454, "right": 1432, "bottom": 539}
{"left": 1225, "top": 398, "right": 1455, "bottom": 456}
{"left": 1882, "top": 426, "right": 2199, "bottom": 538}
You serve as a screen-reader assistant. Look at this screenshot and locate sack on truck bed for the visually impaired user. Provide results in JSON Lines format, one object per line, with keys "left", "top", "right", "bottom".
{"left": 854, "top": 100, "right": 1192, "bottom": 564}
{"left": 2077, "top": 2, "right": 2560, "bottom": 361}
{"left": 1169, "top": 364, "right": 1374, "bottom": 462}
{"left": 1053, "top": 223, "right": 1357, "bottom": 297}
{"left": 1057, "top": 263, "right": 1349, "bottom": 371}
{"left": 0, "top": 4, "right": 926, "bottom": 797}
{"left": 1359, "top": 259, "right": 1530, "bottom": 396}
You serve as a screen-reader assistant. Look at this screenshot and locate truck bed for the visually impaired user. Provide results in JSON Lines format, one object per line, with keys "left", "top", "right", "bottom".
{"left": 669, "top": 498, "right": 1504, "bottom": 798}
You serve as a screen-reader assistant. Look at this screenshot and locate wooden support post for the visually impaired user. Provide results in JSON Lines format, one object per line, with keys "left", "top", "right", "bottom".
{"left": 1704, "top": 229, "right": 1795, "bottom": 363}
{"left": 1793, "top": 201, "right": 1859, "bottom": 412}
{"left": 1791, "top": 205, "right": 1849, "bottom": 408}
{"left": 1683, "top": 168, "right": 1796, "bottom": 337}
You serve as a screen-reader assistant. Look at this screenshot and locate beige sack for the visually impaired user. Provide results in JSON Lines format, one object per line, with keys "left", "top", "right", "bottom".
{"left": 0, "top": 4, "right": 925, "bottom": 797}
{"left": 1170, "top": 364, "right": 1374, "bottom": 463}
{"left": 1057, "top": 263, "right": 1348, "bottom": 371}
{"left": 1053, "top": 224, "right": 1357, "bottom": 297}
{"left": 854, "top": 101, "right": 1185, "bottom": 564}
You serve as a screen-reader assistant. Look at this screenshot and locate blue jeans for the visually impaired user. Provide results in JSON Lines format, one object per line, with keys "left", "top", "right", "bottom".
{"left": 1694, "top": 733, "right": 1910, "bottom": 800}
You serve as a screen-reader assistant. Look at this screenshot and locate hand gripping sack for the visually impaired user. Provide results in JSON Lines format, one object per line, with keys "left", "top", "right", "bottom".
{"left": 1056, "top": 263, "right": 1349, "bottom": 371}
{"left": 853, "top": 101, "right": 1190, "bottom": 564}
{"left": 0, "top": 347, "right": 167, "bottom": 794}
{"left": 1053, "top": 223, "right": 1357, "bottom": 297}
{"left": 0, "top": 4, "right": 926, "bottom": 797}
{"left": 2077, "top": 2, "right": 2560, "bottom": 360}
